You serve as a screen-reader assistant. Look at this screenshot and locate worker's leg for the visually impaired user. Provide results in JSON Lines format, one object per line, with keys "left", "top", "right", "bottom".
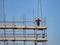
{"left": 37, "top": 22, "right": 39, "bottom": 26}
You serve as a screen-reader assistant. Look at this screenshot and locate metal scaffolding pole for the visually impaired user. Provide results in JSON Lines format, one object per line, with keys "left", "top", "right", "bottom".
{"left": 23, "top": 15, "right": 26, "bottom": 45}
{"left": 12, "top": 16, "right": 15, "bottom": 45}
{"left": 34, "top": 29, "right": 37, "bottom": 45}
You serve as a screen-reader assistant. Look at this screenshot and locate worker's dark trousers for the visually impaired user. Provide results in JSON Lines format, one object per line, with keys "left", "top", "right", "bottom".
{"left": 37, "top": 22, "right": 40, "bottom": 26}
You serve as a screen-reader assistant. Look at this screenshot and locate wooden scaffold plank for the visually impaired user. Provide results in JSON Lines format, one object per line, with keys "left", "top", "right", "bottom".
{"left": 0, "top": 38, "right": 48, "bottom": 42}
{"left": 0, "top": 25, "right": 47, "bottom": 30}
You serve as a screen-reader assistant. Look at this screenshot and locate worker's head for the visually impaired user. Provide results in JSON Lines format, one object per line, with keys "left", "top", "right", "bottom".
{"left": 36, "top": 17, "right": 39, "bottom": 19}
{"left": 36, "top": 17, "right": 42, "bottom": 22}
{"left": 36, "top": 18, "right": 40, "bottom": 20}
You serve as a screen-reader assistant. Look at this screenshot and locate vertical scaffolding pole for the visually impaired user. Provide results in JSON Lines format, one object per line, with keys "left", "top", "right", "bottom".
{"left": 42, "top": 30, "right": 44, "bottom": 45}
{"left": 37, "top": 0, "right": 39, "bottom": 18}
{"left": 23, "top": 16, "right": 26, "bottom": 45}
{"left": 23, "top": 15, "right": 26, "bottom": 26}
{"left": 2, "top": 0, "right": 7, "bottom": 45}
{"left": 33, "top": 8, "right": 35, "bottom": 26}
{"left": 42, "top": 29, "right": 47, "bottom": 45}
{"left": 6, "top": 41, "right": 8, "bottom": 45}
{"left": 12, "top": 16, "right": 15, "bottom": 45}
{"left": 23, "top": 29, "right": 26, "bottom": 45}
{"left": 37, "top": 0, "right": 43, "bottom": 19}
{"left": 33, "top": 8, "right": 37, "bottom": 45}
{"left": 43, "top": 16, "right": 47, "bottom": 45}
{"left": 4, "top": 28, "right": 6, "bottom": 45}
{"left": 2, "top": 0, "right": 6, "bottom": 25}
{"left": 39, "top": 0, "right": 43, "bottom": 26}
{"left": 34, "top": 29, "right": 37, "bottom": 45}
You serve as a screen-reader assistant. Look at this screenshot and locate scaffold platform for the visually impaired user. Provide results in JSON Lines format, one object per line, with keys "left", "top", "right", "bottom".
{"left": 0, "top": 25, "right": 47, "bottom": 30}
{"left": 0, "top": 38, "right": 47, "bottom": 42}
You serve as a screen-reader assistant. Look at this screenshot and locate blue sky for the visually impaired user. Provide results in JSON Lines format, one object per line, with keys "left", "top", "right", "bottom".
{"left": 0, "top": 0, "right": 60, "bottom": 45}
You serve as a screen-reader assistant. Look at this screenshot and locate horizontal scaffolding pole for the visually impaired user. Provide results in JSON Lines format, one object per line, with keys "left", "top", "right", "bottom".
{"left": 0, "top": 21, "right": 33, "bottom": 23}
{"left": 0, "top": 38, "right": 48, "bottom": 42}
{"left": 0, "top": 25, "right": 47, "bottom": 30}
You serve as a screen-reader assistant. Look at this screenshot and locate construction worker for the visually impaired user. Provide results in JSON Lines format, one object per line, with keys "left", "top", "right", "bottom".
{"left": 36, "top": 18, "right": 41, "bottom": 26}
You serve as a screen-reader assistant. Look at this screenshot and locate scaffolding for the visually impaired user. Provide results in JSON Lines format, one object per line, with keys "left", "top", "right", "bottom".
{"left": 0, "top": 18, "right": 48, "bottom": 45}
{"left": 0, "top": 0, "right": 48, "bottom": 45}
